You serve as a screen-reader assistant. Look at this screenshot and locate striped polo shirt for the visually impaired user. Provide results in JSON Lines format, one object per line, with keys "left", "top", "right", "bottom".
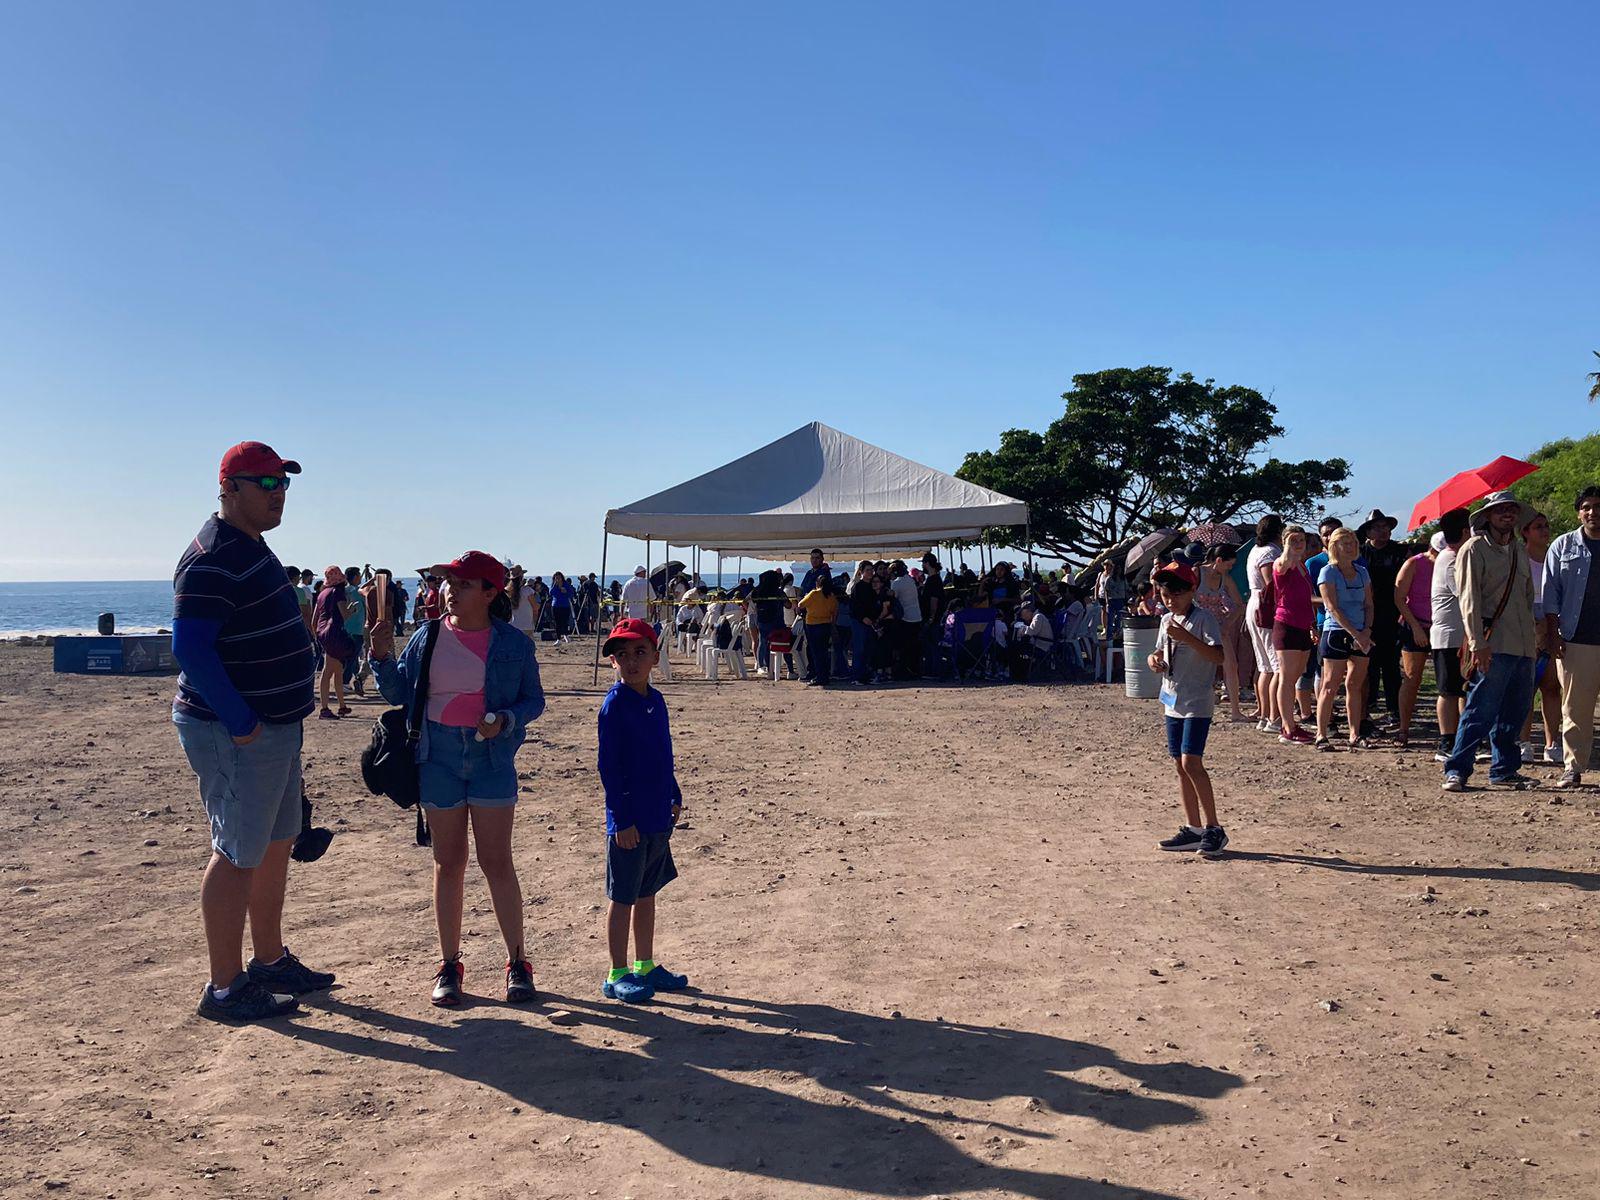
{"left": 172, "top": 516, "right": 316, "bottom": 724}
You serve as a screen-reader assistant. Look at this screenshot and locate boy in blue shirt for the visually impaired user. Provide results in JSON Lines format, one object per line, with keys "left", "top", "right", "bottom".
{"left": 597, "top": 618, "right": 691, "bottom": 1004}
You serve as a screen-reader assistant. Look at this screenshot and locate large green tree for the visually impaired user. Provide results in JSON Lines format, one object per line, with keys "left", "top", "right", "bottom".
{"left": 1511, "top": 432, "right": 1600, "bottom": 538}
{"left": 957, "top": 366, "right": 1351, "bottom": 562}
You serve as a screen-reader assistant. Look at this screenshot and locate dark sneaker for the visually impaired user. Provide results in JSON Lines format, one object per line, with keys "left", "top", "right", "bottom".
{"left": 197, "top": 973, "right": 298, "bottom": 1023}
{"left": 1279, "top": 728, "right": 1315, "bottom": 746}
{"left": 1315, "top": 736, "right": 1335, "bottom": 752}
{"left": 1198, "top": 826, "right": 1229, "bottom": 859}
{"left": 601, "top": 973, "right": 655, "bottom": 1004}
{"left": 1489, "top": 772, "right": 1537, "bottom": 789}
{"left": 318, "top": 707, "right": 339, "bottom": 720}
{"left": 1441, "top": 774, "right": 1465, "bottom": 793}
{"left": 1556, "top": 768, "right": 1583, "bottom": 789}
{"left": 505, "top": 958, "right": 537, "bottom": 1004}
{"left": 1158, "top": 827, "right": 1204, "bottom": 852}
{"left": 247, "top": 947, "right": 335, "bottom": 994}
{"left": 637, "top": 964, "right": 689, "bottom": 991}
{"left": 431, "top": 956, "right": 464, "bottom": 1007}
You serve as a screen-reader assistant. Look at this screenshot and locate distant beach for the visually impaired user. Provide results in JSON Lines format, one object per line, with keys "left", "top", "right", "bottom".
{"left": 0, "top": 573, "right": 771, "bottom": 638}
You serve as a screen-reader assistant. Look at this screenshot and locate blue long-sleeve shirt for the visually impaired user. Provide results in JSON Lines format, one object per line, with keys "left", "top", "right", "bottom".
{"left": 597, "top": 681, "right": 682, "bottom": 835}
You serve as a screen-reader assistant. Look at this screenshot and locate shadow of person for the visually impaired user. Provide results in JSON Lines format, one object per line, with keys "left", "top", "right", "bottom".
{"left": 1227, "top": 850, "right": 1600, "bottom": 891}
{"left": 557, "top": 991, "right": 1242, "bottom": 1134}
{"left": 283, "top": 994, "right": 1209, "bottom": 1199}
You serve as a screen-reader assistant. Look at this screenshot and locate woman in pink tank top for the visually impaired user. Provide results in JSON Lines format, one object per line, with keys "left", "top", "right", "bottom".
{"left": 1269, "top": 526, "right": 1317, "bottom": 743}
{"left": 1393, "top": 542, "right": 1436, "bottom": 746}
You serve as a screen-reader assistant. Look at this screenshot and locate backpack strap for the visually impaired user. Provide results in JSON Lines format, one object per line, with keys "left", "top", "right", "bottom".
{"left": 407, "top": 618, "right": 443, "bottom": 744}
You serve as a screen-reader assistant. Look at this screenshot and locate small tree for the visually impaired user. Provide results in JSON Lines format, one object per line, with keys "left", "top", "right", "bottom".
{"left": 957, "top": 366, "right": 1351, "bottom": 562}
{"left": 1588, "top": 351, "right": 1600, "bottom": 403}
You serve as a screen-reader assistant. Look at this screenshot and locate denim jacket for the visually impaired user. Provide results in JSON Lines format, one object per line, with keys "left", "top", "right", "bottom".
{"left": 372, "top": 618, "right": 545, "bottom": 765}
{"left": 1542, "top": 531, "right": 1597, "bottom": 642}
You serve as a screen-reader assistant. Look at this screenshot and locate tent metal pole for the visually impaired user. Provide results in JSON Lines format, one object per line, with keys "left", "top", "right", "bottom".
{"left": 592, "top": 530, "right": 609, "bottom": 685}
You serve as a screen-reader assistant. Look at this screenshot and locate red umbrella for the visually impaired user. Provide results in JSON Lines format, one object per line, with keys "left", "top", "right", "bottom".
{"left": 1409, "top": 456, "right": 1539, "bottom": 531}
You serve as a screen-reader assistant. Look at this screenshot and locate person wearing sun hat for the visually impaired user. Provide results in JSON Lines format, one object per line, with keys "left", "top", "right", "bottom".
{"left": 1357, "top": 508, "right": 1409, "bottom": 735}
{"left": 369, "top": 551, "right": 546, "bottom": 1007}
{"left": 596, "top": 618, "right": 691, "bottom": 1004}
{"left": 1441, "top": 491, "right": 1537, "bottom": 792}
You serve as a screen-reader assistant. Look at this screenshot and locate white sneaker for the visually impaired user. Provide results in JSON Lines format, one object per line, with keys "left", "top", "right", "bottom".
{"left": 1545, "top": 744, "right": 1564, "bottom": 764}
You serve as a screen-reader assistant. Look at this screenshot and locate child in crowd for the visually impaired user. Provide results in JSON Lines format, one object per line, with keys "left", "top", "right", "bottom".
{"left": 1147, "top": 562, "right": 1230, "bottom": 858}
{"left": 596, "top": 618, "right": 691, "bottom": 1004}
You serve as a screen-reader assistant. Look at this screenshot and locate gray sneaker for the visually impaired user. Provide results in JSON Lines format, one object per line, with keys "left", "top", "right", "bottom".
{"left": 1441, "top": 774, "right": 1465, "bottom": 793}
{"left": 197, "top": 973, "right": 298, "bottom": 1023}
{"left": 1545, "top": 744, "right": 1565, "bottom": 765}
{"left": 1556, "top": 768, "right": 1583, "bottom": 789}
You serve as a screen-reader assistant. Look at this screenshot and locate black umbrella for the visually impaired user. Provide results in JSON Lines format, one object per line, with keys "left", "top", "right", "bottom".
{"left": 649, "top": 561, "right": 687, "bottom": 594}
{"left": 1123, "top": 528, "right": 1183, "bottom": 575}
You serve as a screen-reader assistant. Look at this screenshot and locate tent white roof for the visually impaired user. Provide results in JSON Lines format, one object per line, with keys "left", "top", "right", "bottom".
{"left": 604, "top": 422, "right": 1029, "bottom": 555}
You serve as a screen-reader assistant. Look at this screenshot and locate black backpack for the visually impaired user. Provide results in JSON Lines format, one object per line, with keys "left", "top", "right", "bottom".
{"left": 714, "top": 618, "right": 733, "bottom": 649}
{"left": 360, "top": 619, "right": 441, "bottom": 846}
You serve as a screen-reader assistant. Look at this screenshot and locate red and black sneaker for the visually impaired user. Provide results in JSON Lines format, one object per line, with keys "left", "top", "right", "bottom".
{"left": 505, "top": 958, "right": 537, "bottom": 1004}
{"left": 431, "top": 956, "right": 464, "bottom": 1007}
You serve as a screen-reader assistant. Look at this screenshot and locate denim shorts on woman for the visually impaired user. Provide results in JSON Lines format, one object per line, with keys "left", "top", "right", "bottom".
{"left": 1319, "top": 627, "right": 1369, "bottom": 661}
{"left": 418, "top": 720, "right": 519, "bottom": 810}
{"left": 174, "top": 710, "right": 303, "bottom": 869}
{"left": 1164, "top": 715, "right": 1212, "bottom": 759}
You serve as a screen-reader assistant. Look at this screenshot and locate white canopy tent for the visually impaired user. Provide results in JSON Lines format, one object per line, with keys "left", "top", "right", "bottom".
{"left": 593, "top": 422, "right": 1030, "bottom": 676}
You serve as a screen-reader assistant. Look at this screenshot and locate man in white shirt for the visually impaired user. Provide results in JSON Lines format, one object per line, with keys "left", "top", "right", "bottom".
{"left": 620, "top": 565, "right": 652, "bottom": 621}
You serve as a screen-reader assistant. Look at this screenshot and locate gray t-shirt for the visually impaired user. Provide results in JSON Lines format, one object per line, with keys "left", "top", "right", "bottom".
{"left": 1158, "top": 607, "right": 1222, "bottom": 719}
{"left": 1430, "top": 546, "right": 1463, "bottom": 650}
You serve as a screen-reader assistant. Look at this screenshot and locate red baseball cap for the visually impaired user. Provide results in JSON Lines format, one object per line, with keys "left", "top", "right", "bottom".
{"left": 1153, "top": 561, "right": 1198, "bottom": 590}
{"left": 219, "top": 441, "right": 301, "bottom": 484}
{"left": 426, "top": 551, "right": 508, "bottom": 592}
{"left": 603, "top": 617, "right": 658, "bottom": 656}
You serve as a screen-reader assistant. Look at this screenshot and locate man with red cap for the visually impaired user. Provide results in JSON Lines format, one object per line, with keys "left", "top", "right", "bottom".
{"left": 172, "top": 442, "right": 333, "bottom": 1022}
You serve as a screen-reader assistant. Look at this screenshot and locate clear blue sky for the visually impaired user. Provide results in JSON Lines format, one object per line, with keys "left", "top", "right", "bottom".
{"left": 1, "top": 2, "right": 1595, "bottom": 581}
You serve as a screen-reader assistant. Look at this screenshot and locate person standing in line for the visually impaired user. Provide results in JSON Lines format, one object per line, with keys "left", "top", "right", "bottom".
{"left": 889, "top": 560, "right": 923, "bottom": 678}
{"left": 1244, "top": 514, "right": 1285, "bottom": 732}
{"left": 1301, "top": 517, "right": 1342, "bottom": 728}
{"left": 620, "top": 565, "right": 652, "bottom": 622}
{"left": 1392, "top": 534, "right": 1438, "bottom": 748}
{"left": 1518, "top": 510, "right": 1562, "bottom": 767}
{"left": 505, "top": 565, "right": 537, "bottom": 637}
{"left": 800, "top": 548, "right": 831, "bottom": 594}
{"left": 749, "top": 569, "right": 788, "bottom": 677}
{"left": 1441, "top": 492, "right": 1538, "bottom": 792}
{"left": 1147, "top": 562, "right": 1229, "bottom": 859}
{"left": 1270, "top": 526, "right": 1317, "bottom": 744}
{"left": 171, "top": 441, "right": 333, "bottom": 1022}
{"left": 549, "top": 571, "right": 577, "bottom": 641}
{"left": 1315, "top": 528, "right": 1374, "bottom": 751}
{"left": 1541, "top": 486, "right": 1600, "bottom": 788}
{"left": 369, "top": 552, "right": 546, "bottom": 1006}
{"left": 1357, "top": 509, "right": 1409, "bottom": 733}
{"left": 1429, "top": 510, "right": 1472, "bottom": 762}
{"left": 797, "top": 572, "right": 839, "bottom": 686}
{"left": 1193, "top": 546, "right": 1247, "bottom": 721}
{"left": 340, "top": 565, "right": 369, "bottom": 697}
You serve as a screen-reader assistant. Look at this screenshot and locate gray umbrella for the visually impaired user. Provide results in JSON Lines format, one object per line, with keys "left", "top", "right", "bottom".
{"left": 1123, "top": 528, "right": 1183, "bottom": 575}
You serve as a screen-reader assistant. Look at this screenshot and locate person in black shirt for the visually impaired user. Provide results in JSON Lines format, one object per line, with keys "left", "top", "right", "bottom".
{"left": 1358, "top": 509, "right": 1410, "bottom": 731}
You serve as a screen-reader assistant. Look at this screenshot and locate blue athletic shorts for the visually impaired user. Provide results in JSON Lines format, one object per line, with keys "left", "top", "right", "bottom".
{"left": 174, "top": 711, "right": 303, "bottom": 868}
{"left": 606, "top": 831, "right": 678, "bottom": 905}
{"left": 418, "top": 720, "right": 518, "bottom": 810}
{"left": 1164, "top": 715, "right": 1212, "bottom": 759}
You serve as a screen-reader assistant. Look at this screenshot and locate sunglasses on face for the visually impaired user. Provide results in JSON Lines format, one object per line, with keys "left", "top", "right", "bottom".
{"left": 232, "top": 474, "right": 292, "bottom": 492}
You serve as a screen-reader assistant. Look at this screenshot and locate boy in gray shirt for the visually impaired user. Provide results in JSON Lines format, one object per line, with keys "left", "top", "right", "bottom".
{"left": 1148, "top": 561, "right": 1229, "bottom": 858}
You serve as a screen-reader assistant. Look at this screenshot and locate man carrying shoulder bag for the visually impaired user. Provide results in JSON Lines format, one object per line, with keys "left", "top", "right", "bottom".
{"left": 1441, "top": 491, "right": 1538, "bottom": 792}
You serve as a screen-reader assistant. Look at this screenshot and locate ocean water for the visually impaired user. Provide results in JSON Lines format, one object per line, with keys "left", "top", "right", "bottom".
{"left": 0, "top": 572, "right": 773, "bottom": 637}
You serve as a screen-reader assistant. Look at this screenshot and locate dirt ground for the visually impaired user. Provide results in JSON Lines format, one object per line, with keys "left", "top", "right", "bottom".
{"left": 1, "top": 640, "right": 1597, "bottom": 1200}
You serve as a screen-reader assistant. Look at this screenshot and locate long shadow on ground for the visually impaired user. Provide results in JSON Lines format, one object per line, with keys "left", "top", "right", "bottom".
{"left": 1229, "top": 851, "right": 1600, "bottom": 891}
{"left": 281, "top": 991, "right": 1241, "bottom": 1198}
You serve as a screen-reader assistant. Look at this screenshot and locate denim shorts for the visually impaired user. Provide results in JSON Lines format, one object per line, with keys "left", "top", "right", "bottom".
{"left": 1164, "top": 715, "right": 1212, "bottom": 759}
{"left": 174, "top": 711, "right": 303, "bottom": 868}
{"left": 606, "top": 831, "right": 678, "bottom": 904}
{"left": 418, "top": 720, "right": 519, "bottom": 810}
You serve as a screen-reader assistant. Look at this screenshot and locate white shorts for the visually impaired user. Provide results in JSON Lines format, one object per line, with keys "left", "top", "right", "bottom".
{"left": 1245, "top": 595, "right": 1280, "bottom": 674}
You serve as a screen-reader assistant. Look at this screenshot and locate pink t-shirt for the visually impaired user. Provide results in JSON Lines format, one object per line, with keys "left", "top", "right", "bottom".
{"left": 1272, "top": 562, "right": 1315, "bottom": 629}
{"left": 426, "top": 619, "right": 491, "bottom": 727}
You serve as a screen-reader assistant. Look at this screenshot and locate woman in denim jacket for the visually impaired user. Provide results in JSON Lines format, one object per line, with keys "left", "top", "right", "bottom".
{"left": 369, "top": 551, "right": 545, "bottom": 1008}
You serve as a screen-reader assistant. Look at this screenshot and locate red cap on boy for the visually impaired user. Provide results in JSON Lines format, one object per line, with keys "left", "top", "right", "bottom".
{"left": 603, "top": 617, "right": 658, "bottom": 656}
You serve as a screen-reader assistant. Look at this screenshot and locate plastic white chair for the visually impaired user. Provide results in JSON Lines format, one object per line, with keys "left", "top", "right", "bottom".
{"left": 706, "top": 644, "right": 747, "bottom": 680}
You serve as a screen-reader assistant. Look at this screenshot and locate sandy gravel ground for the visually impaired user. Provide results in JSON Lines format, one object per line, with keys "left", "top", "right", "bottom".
{"left": 2, "top": 640, "right": 1598, "bottom": 1200}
